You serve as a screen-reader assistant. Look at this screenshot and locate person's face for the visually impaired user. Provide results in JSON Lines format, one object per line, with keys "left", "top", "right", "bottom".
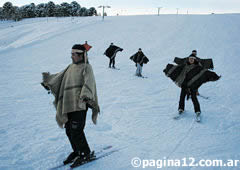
{"left": 192, "top": 51, "right": 197, "bottom": 56}
{"left": 189, "top": 57, "right": 195, "bottom": 64}
{"left": 71, "top": 52, "right": 83, "bottom": 64}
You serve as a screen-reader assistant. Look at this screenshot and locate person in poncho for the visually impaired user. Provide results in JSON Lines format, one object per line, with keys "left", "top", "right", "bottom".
{"left": 130, "top": 48, "right": 149, "bottom": 77}
{"left": 163, "top": 56, "right": 220, "bottom": 119}
{"left": 104, "top": 43, "right": 123, "bottom": 68}
{"left": 41, "top": 44, "right": 100, "bottom": 168}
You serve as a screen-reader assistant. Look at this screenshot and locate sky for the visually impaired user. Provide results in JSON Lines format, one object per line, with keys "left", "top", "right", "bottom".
{"left": 0, "top": 0, "right": 240, "bottom": 15}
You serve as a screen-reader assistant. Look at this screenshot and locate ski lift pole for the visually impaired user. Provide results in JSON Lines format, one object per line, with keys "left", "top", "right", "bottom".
{"left": 98, "top": 5, "right": 111, "bottom": 21}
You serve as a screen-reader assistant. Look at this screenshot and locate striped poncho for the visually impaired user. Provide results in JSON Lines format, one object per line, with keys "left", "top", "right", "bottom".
{"left": 163, "top": 63, "right": 220, "bottom": 90}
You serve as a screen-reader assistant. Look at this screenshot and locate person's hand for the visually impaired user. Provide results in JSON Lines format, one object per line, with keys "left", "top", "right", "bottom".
{"left": 42, "top": 72, "right": 50, "bottom": 81}
{"left": 92, "top": 113, "right": 98, "bottom": 125}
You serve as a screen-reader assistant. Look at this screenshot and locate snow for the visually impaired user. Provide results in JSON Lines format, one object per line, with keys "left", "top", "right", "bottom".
{"left": 0, "top": 14, "right": 240, "bottom": 170}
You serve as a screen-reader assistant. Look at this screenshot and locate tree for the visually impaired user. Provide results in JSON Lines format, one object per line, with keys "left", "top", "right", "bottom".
{"left": 79, "top": 7, "right": 87, "bottom": 16}
{"left": 28, "top": 3, "right": 36, "bottom": 18}
{"left": 46, "top": 1, "right": 55, "bottom": 17}
{"left": 60, "top": 2, "right": 71, "bottom": 16}
{"left": 35, "top": 3, "right": 46, "bottom": 17}
{"left": 0, "top": 7, "right": 4, "bottom": 20}
{"left": 54, "top": 4, "right": 62, "bottom": 17}
{"left": 12, "top": 6, "right": 22, "bottom": 21}
{"left": 3, "top": 2, "right": 14, "bottom": 20}
{"left": 70, "top": 1, "right": 81, "bottom": 16}
{"left": 88, "top": 7, "right": 97, "bottom": 16}
{"left": 20, "top": 3, "right": 36, "bottom": 18}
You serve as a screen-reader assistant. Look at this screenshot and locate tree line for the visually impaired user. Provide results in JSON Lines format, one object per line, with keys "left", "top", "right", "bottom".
{"left": 0, "top": 1, "right": 98, "bottom": 21}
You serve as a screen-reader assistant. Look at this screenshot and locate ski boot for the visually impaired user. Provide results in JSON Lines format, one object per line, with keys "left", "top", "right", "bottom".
{"left": 70, "top": 151, "right": 96, "bottom": 168}
{"left": 63, "top": 152, "right": 78, "bottom": 165}
{"left": 195, "top": 112, "right": 201, "bottom": 122}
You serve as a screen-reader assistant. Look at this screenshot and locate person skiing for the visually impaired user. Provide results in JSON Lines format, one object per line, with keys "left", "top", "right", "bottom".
{"left": 130, "top": 48, "right": 149, "bottom": 77}
{"left": 178, "top": 56, "right": 201, "bottom": 119}
{"left": 41, "top": 44, "right": 100, "bottom": 168}
{"left": 104, "top": 43, "right": 123, "bottom": 69}
{"left": 163, "top": 55, "right": 220, "bottom": 122}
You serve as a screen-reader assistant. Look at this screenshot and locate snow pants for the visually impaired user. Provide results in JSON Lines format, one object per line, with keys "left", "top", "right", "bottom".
{"left": 109, "top": 57, "right": 115, "bottom": 68}
{"left": 136, "top": 63, "right": 142, "bottom": 76}
{"left": 178, "top": 88, "right": 201, "bottom": 113}
{"left": 65, "top": 110, "right": 91, "bottom": 155}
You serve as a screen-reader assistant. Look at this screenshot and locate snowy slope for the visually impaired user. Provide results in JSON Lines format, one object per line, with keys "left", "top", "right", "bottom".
{"left": 0, "top": 14, "right": 240, "bottom": 170}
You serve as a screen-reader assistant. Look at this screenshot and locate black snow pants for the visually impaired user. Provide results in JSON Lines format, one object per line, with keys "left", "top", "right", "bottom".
{"left": 65, "top": 110, "right": 90, "bottom": 155}
{"left": 109, "top": 57, "right": 115, "bottom": 68}
{"left": 178, "top": 88, "right": 201, "bottom": 113}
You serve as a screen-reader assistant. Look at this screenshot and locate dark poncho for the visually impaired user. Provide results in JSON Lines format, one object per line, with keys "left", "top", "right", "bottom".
{"left": 104, "top": 45, "right": 123, "bottom": 59}
{"left": 174, "top": 56, "right": 214, "bottom": 69}
{"left": 130, "top": 52, "right": 149, "bottom": 66}
{"left": 163, "top": 63, "right": 220, "bottom": 90}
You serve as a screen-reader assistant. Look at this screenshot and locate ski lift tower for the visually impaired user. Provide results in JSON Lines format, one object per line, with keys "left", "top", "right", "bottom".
{"left": 98, "top": 5, "right": 111, "bottom": 20}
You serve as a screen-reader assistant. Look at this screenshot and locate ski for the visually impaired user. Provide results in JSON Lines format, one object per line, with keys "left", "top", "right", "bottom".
{"left": 140, "top": 76, "right": 148, "bottom": 79}
{"left": 109, "top": 67, "right": 120, "bottom": 70}
{"left": 135, "top": 75, "right": 148, "bottom": 78}
{"left": 48, "top": 145, "right": 113, "bottom": 170}
{"left": 198, "top": 94, "right": 209, "bottom": 100}
{"left": 69, "top": 149, "right": 119, "bottom": 169}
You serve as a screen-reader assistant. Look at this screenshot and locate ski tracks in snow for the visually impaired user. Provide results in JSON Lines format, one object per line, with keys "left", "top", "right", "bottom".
{"left": 166, "top": 119, "right": 196, "bottom": 159}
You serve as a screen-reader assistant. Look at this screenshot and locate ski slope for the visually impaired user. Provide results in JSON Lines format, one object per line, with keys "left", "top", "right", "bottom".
{"left": 0, "top": 14, "right": 240, "bottom": 170}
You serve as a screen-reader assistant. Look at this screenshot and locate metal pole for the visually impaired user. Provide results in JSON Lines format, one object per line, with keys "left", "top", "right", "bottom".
{"left": 98, "top": 5, "right": 110, "bottom": 21}
{"left": 157, "top": 7, "right": 162, "bottom": 16}
{"left": 102, "top": 6, "right": 104, "bottom": 20}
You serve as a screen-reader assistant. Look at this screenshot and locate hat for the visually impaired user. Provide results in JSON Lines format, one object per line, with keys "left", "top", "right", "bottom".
{"left": 192, "top": 50, "right": 197, "bottom": 53}
{"left": 72, "top": 44, "right": 88, "bottom": 74}
{"left": 138, "top": 48, "right": 142, "bottom": 51}
{"left": 72, "top": 44, "right": 86, "bottom": 53}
